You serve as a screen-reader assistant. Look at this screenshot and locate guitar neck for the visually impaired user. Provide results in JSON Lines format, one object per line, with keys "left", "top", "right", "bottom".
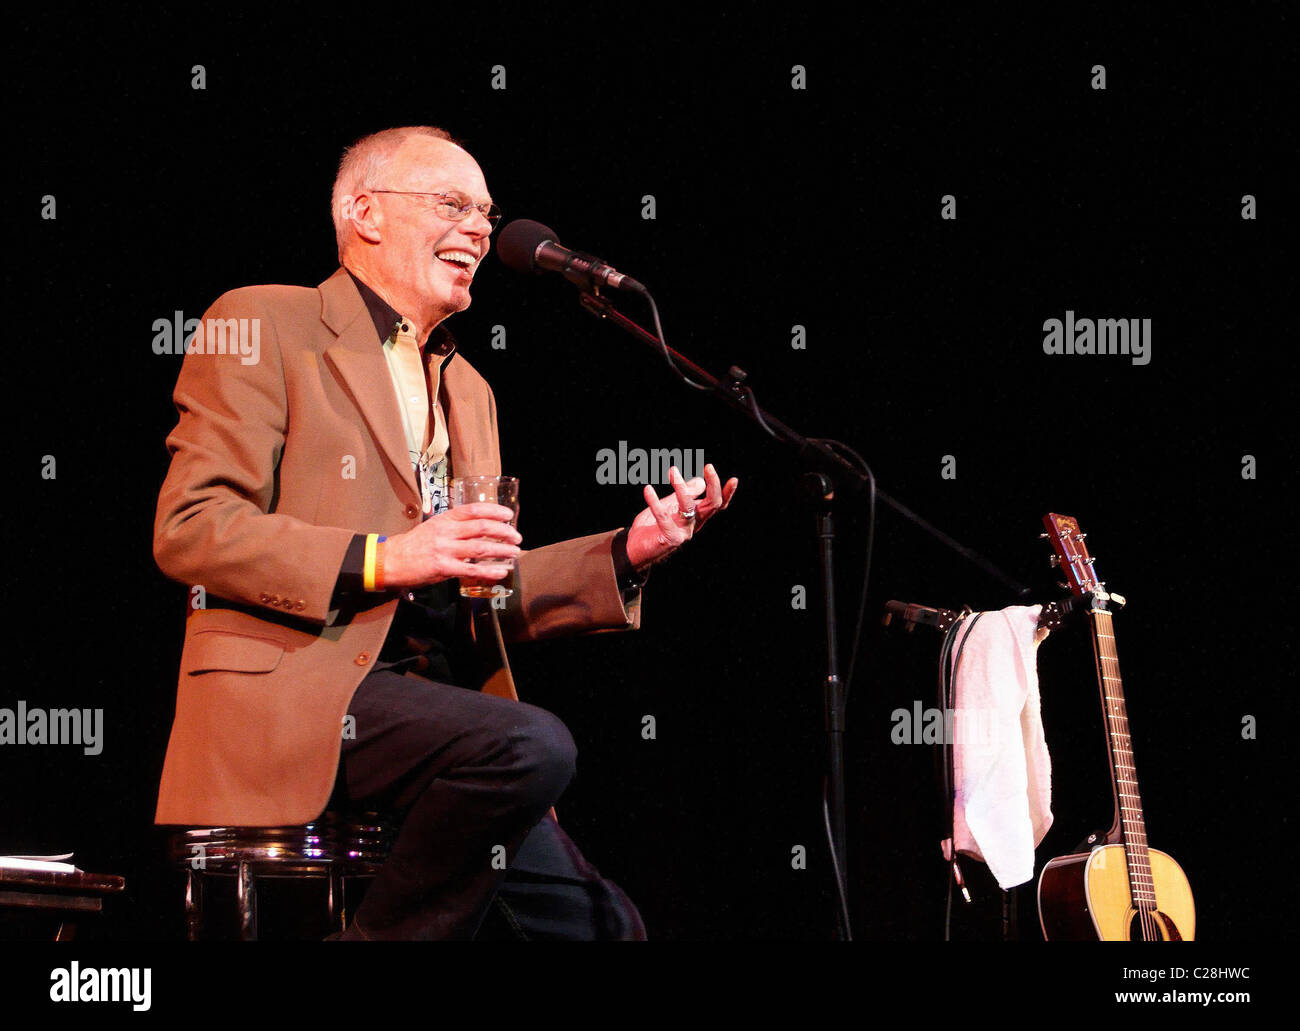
{"left": 1089, "top": 608, "right": 1156, "bottom": 911}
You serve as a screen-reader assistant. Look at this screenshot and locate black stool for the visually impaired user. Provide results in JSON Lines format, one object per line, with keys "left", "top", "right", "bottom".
{"left": 168, "top": 812, "right": 394, "bottom": 940}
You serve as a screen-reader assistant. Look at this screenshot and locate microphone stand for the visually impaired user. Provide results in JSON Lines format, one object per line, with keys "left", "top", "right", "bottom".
{"left": 575, "top": 286, "right": 1030, "bottom": 941}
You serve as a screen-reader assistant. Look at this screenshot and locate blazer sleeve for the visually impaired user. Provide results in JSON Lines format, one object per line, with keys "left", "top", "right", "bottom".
{"left": 152, "top": 290, "right": 356, "bottom": 625}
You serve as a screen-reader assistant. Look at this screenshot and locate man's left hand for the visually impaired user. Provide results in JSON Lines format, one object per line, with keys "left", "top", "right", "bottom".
{"left": 626, "top": 463, "right": 738, "bottom": 570}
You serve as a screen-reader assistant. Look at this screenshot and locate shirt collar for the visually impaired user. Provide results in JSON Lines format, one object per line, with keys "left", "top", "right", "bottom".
{"left": 344, "top": 268, "right": 456, "bottom": 358}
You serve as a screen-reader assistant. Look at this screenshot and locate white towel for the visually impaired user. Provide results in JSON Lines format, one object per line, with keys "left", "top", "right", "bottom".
{"left": 940, "top": 604, "right": 1053, "bottom": 889}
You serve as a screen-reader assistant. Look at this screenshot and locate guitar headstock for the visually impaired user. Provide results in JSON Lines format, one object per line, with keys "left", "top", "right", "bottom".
{"left": 1042, "top": 512, "right": 1103, "bottom": 599}
{"left": 1041, "top": 513, "right": 1128, "bottom": 613}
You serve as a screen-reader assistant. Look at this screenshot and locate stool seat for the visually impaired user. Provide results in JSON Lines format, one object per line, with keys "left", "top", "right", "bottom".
{"left": 168, "top": 812, "right": 394, "bottom": 940}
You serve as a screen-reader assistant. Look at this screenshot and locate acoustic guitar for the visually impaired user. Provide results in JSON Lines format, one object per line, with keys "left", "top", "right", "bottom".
{"left": 1035, "top": 513, "right": 1195, "bottom": 941}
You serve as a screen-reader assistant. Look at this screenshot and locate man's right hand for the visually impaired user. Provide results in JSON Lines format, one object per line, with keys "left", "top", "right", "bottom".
{"left": 381, "top": 503, "right": 521, "bottom": 589}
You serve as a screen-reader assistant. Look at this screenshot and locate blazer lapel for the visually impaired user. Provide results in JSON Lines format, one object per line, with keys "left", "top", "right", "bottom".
{"left": 319, "top": 269, "right": 420, "bottom": 503}
{"left": 443, "top": 360, "right": 499, "bottom": 479}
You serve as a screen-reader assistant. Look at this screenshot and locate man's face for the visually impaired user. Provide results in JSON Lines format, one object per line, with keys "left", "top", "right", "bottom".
{"left": 365, "top": 136, "right": 494, "bottom": 325}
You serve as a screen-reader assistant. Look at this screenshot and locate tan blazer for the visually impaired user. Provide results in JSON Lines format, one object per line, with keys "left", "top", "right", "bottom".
{"left": 153, "top": 268, "right": 641, "bottom": 827}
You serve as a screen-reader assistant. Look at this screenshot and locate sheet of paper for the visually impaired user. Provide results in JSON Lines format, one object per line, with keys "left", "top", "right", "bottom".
{"left": 0, "top": 854, "right": 79, "bottom": 873}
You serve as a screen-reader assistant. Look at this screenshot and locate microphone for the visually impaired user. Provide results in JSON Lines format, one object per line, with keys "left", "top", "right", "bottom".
{"left": 496, "top": 219, "right": 646, "bottom": 294}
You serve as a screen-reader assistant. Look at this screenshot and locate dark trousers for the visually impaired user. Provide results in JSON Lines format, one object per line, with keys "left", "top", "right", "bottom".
{"left": 328, "top": 662, "right": 645, "bottom": 940}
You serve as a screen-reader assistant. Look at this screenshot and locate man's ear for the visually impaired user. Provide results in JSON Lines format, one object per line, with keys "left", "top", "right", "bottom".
{"left": 345, "top": 193, "right": 383, "bottom": 245}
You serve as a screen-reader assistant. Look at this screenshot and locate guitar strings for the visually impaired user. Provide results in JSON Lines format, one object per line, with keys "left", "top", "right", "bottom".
{"left": 1096, "top": 610, "right": 1156, "bottom": 940}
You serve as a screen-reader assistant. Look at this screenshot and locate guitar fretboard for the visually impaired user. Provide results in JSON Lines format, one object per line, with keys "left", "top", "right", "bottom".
{"left": 1090, "top": 608, "right": 1155, "bottom": 910}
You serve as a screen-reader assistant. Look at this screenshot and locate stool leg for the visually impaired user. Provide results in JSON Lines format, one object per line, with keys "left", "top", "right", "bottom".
{"left": 328, "top": 866, "right": 347, "bottom": 933}
{"left": 185, "top": 868, "right": 203, "bottom": 942}
{"left": 237, "top": 861, "right": 258, "bottom": 941}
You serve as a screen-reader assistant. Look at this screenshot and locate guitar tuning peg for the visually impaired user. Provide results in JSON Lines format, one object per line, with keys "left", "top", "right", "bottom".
{"left": 1049, "top": 555, "right": 1059, "bottom": 566}
{"left": 1056, "top": 581, "right": 1069, "bottom": 590}
{"left": 1074, "top": 533, "right": 1087, "bottom": 541}
{"left": 1039, "top": 533, "right": 1049, "bottom": 539}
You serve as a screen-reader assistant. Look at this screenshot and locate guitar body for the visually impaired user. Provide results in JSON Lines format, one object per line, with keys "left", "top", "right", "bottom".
{"left": 1039, "top": 845, "right": 1195, "bottom": 940}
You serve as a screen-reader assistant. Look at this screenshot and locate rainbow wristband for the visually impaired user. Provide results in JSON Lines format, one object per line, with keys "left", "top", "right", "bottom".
{"left": 363, "top": 534, "right": 388, "bottom": 591}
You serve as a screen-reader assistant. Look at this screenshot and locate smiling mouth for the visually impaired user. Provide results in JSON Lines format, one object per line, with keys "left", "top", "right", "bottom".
{"left": 435, "top": 249, "right": 477, "bottom": 274}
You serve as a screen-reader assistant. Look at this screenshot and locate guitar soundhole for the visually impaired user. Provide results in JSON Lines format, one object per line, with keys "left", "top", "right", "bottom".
{"left": 1128, "top": 910, "right": 1183, "bottom": 941}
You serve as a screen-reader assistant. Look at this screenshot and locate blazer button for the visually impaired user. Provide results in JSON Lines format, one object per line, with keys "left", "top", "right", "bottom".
{"left": 405, "top": 503, "right": 419, "bottom": 518}
{"left": 282, "top": 599, "right": 293, "bottom": 609}
{"left": 355, "top": 652, "right": 371, "bottom": 666}
{"left": 294, "top": 600, "right": 305, "bottom": 611}
{"left": 259, "top": 593, "right": 270, "bottom": 603}
{"left": 269, "top": 594, "right": 281, "bottom": 605}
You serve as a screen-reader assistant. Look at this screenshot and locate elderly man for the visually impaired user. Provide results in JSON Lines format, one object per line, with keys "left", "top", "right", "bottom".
{"left": 152, "top": 126, "right": 737, "bottom": 940}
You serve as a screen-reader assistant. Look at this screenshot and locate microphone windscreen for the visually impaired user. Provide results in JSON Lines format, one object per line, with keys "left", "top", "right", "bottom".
{"left": 496, "top": 219, "right": 559, "bottom": 274}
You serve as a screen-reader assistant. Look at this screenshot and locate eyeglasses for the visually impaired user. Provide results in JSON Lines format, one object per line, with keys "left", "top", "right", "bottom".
{"left": 369, "top": 189, "right": 502, "bottom": 228}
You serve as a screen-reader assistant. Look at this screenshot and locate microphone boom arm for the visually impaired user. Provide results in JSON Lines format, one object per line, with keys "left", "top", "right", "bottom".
{"left": 576, "top": 287, "right": 1030, "bottom": 595}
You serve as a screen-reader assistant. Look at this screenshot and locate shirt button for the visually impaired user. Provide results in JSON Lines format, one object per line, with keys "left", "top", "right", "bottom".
{"left": 355, "top": 652, "right": 371, "bottom": 666}
{"left": 405, "top": 504, "right": 419, "bottom": 518}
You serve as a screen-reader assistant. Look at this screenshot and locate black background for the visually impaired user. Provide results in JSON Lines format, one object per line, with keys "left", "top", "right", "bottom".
{"left": 3, "top": 3, "right": 1293, "bottom": 956}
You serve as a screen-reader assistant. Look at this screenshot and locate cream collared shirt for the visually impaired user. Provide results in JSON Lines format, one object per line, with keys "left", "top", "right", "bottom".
{"left": 383, "top": 318, "right": 451, "bottom": 516}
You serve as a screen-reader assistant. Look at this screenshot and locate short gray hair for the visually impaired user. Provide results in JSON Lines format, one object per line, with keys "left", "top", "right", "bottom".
{"left": 331, "top": 126, "right": 459, "bottom": 260}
